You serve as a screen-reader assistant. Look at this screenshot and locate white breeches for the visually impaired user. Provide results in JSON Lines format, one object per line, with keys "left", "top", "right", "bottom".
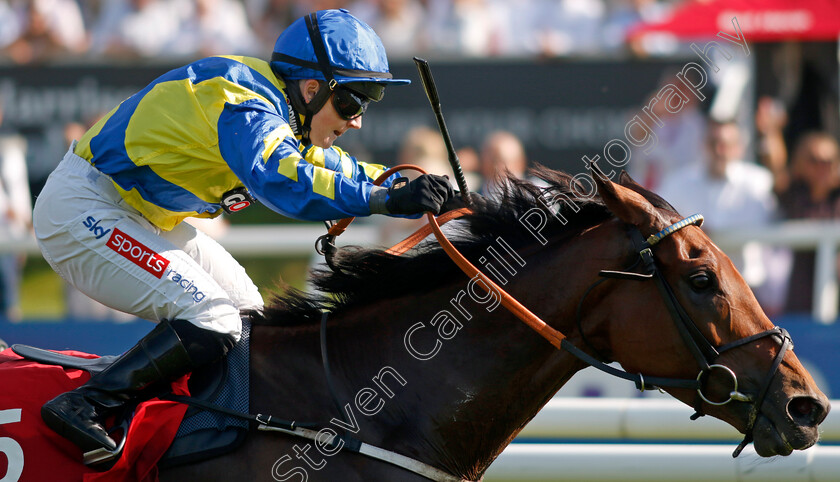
{"left": 32, "top": 145, "right": 263, "bottom": 341}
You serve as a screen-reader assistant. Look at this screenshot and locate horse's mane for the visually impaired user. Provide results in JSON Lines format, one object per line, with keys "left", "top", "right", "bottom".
{"left": 251, "top": 167, "right": 675, "bottom": 327}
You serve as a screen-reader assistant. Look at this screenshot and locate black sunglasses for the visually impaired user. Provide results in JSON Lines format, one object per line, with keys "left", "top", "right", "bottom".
{"left": 331, "top": 87, "right": 370, "bottom": 121}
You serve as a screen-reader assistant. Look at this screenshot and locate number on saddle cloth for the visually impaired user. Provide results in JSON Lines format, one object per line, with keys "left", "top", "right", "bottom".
{"left": 6, "top": 321, "right": 252, "bottom": 470}
{"left": 10, "top": 345, "right": 129, "bottom": 466}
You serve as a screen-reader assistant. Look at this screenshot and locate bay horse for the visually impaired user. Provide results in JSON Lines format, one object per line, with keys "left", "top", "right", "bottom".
{"left": 163, "top": 168, "right": 823, "bottom": 480}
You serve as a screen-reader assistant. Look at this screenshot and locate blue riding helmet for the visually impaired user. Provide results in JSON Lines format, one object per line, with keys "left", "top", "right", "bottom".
{"left": 270, "top": 9, "right": 410, "bottom": 95}
{"left": 270, "top": 9, "right": 409, "bottom": 145}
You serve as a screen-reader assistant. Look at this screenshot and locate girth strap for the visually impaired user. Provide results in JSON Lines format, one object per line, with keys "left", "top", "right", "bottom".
{"left": 257, "top": 423, "right": 477, "bottom": 482}
{"left": 163, "top": 393, "right": 476, "bottom": 481}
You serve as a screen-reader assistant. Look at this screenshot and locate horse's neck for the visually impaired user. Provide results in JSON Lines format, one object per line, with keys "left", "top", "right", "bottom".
{"left": 251, "top": 223, "right": 623, "bottom": 479}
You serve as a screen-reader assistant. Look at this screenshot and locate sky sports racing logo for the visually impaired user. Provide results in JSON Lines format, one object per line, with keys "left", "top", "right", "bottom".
{"left": 164, "top": 267, "right": 206, "bottom": 303}
{"left": 107, "top": 228, "right": 170, "bottom": 278}
{"left": 102, "top": 225, "right": 204, "bottom": 303}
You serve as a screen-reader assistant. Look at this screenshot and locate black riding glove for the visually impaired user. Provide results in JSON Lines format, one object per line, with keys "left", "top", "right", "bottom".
{"left": 376, "top": 174, "right": 455, "bottom": 215}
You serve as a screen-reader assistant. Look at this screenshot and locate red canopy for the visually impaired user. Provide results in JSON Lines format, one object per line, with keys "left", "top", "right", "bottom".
{"left": 628, "top": 0, "right": 840, "bottom": 42}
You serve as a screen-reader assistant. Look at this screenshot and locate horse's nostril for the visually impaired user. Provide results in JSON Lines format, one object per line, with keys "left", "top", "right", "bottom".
{"left": 788, "top": 396, "right": 827, "bottom": 427}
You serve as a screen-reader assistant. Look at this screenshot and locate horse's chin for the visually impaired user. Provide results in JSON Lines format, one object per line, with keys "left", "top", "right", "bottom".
{"left": 751, "top": 414, "right": 817, "bottom": 457}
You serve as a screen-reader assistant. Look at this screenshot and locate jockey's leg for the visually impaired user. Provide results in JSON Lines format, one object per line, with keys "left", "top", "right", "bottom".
{"left": 32, "top": 149, "right": 262, "bottom": 452}
{"left": 41, "top": 319, "right": 235, "bottom": 452}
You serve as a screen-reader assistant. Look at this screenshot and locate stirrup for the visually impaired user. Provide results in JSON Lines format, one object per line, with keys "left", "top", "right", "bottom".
{"left": 82, "top": 419, "right": 129, "bottom": 467}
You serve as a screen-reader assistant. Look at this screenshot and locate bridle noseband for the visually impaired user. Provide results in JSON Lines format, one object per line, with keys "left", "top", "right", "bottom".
{"left": 573, "top": 214, "right": 793, "bottom": 457}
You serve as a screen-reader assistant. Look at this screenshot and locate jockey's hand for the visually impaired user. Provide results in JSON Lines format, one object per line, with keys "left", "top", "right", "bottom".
{"left": 381, "top": 174, "right": 455, "bottom": 215}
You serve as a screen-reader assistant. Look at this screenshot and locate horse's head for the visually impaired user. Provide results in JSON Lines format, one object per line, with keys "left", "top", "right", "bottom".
{"left": 585, "top": 169, "right": 830, "bottom": 457}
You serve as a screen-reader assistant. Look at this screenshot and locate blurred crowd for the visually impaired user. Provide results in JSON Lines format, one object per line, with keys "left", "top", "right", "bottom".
{"left": 0, "top": 0, "right": 681, "bottom": 64}
{"left": 0, "top": 0, "right": 838, "bottom": 324}
{"left": 434, "top": 102, "right": 840, "bottom": 319}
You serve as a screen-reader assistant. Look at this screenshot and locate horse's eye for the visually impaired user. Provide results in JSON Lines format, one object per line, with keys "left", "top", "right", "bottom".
{"left": 689, "top": 272, "right": 712, "bottom": 291}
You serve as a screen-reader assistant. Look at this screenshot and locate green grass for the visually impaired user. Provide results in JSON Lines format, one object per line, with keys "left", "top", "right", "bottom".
{"left": 20, "top": 257, "right": 65, "bottom": 318}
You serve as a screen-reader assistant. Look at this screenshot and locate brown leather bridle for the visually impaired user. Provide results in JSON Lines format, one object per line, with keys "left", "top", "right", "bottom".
{"left": 320, "top": 165, "right": 793, "bottom": 458}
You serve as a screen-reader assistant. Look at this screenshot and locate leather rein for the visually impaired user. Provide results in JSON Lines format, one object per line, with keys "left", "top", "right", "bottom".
{"left": 321, "top": 165, "right": 793, "bottom": 462}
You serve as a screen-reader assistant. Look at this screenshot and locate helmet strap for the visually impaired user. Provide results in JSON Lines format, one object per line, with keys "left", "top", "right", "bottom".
{"left": 286, "top": 79, "right": 331, "bottom": 146}
{"left": 291, "top": 12, "right": 339, "bottom": 146}
{"left": 275, "top": 12, "right": 390, "bottom": 146}
{"left": 283, "top": 82, "right": 304, "bottom": 131}
{"left": 306, "top": 13, "right": 337, "bottom": 88}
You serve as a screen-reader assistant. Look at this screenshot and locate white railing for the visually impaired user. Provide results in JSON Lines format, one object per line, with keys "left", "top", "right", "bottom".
{"left": 481, "top": 397, "right": 840, "bottom": 481}
{"left": 518, "top": 397, "right": 840, "bottom": 442}
{"left": 0, "top": 224, "right": 378, "bottom": 257}
{"left": 485, "top": 443, "right": 840, "bottom": 481}
{"left": 5, "top": 219, "right": 840, "bottom": 322}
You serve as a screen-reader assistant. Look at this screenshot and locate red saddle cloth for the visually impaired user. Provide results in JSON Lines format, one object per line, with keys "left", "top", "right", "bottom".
{"left": 0, "top": 348, "right": 189, "bottom": 482}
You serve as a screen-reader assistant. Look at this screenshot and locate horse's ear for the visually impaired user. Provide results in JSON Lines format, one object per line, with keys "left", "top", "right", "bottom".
{"left": 591, "top": 166, "right": 668, "bottom": 232}
{"left": 617, "top": 170, "right": 680, "bottom": 213}
{"left": 618, "top": 170, "right": 642, "bottom": 189}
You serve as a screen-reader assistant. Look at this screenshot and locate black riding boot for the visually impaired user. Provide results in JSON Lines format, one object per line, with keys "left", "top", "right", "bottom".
{"left": 41, "top": 320, "right": 235, "bottom": 452}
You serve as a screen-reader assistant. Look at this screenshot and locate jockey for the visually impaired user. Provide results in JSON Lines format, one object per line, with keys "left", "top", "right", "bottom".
{"left": 34, "top": 9, "right": 454, "bottom": 454}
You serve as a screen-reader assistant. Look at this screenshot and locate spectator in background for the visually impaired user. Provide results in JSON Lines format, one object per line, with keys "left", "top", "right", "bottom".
{"left": 629, "top": 75, "right": 707, "bottom": 192}
{"left": 455, "top": 145, "right": 482, "bottom": 193}
{"left": 77, "top": 0, "right": 106, "bottom": 30}
{"left": 657, "top": 119, "right": 784, "bottom": 314}
{"left": 0, "top": 1, "right": 22, "bottom": 51}
{"left": 658, "top": 119, "right": 777, "bottom": 232}
{"left": 425, "top": 0, "right": 506, "bottom": 57}
{"left": 0, "top": 98, "right": 31, "bottom": 321}
{"left": 167, "top": 0, "right": 261, "bottom": 58}
{"left": 602, "top": 0, "right": 671, "bottom": 54}
{"left": 755, "top": 96, "right": 791, "bottom": 193}
{"left": 397, "top": 126, "right": 453, "bottom": 181}
{"left": 777, "top": 132, "right": 840, "bottom": 314}
{"left": 244, "top": 0, "right": 299, "bottom": 54}
{"left": 537, "top": 0, "right": 605, "bottom": 56}
{"left": 349, "top": 0, "right": 426, "bottom": 59}
{"left": 479, "top": 130, "right": 538, "bottom": 199}
{"left": 378, "top": 125, "right": 453, "bottom": 245}
{"left": 1, "top": 0, "right": 87, "bottom": 64}
{"left": 89, "top": 0, "right": 190, "bottom": 59}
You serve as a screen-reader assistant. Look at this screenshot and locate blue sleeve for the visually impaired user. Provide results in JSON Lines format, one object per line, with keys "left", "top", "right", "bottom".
{"left": 217, "top": 98, "right": 380, "bottom": 221}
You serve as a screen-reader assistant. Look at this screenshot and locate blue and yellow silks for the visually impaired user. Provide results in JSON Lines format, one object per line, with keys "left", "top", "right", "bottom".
{"left": 75, "top": 55, "right": 393, "bottom": 231}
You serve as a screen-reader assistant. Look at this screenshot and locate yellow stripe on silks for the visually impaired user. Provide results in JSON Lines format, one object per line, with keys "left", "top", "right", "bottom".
{"left": 217, "top": 56, "right": 286, "bottom": 93}
{"left": 307, "top": 147, "right": 326, "bottom": 169}
{"left": 276, "top": 153, "right": 301, "bottom": 181}
{"left": 339, "top": 151, "right": 354, "bottom": 179}
{"left": 360, "top": 161, "right": 388, "bottom": 182}
{"left": 312, "top": 168, "right": 336, "bottom": 200}
{"left": 263, "top": 124, "right": 295, "bottom": 162}
{"left": 125, "top": 78, "right": 271, "bottom": 203}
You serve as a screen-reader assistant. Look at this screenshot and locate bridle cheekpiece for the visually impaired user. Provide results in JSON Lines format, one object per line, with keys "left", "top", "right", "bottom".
{"left": 576, "top": 213, "right": 793, "bottom": 457}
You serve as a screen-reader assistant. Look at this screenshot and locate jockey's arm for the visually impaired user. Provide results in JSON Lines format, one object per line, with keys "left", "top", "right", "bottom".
{"left": 219, "top": 103, "right": 400, "bottom": 221}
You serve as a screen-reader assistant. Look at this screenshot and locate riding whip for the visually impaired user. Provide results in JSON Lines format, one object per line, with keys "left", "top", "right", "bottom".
{"left": 413, "top": 57, "right": 472, "bottom": 207}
